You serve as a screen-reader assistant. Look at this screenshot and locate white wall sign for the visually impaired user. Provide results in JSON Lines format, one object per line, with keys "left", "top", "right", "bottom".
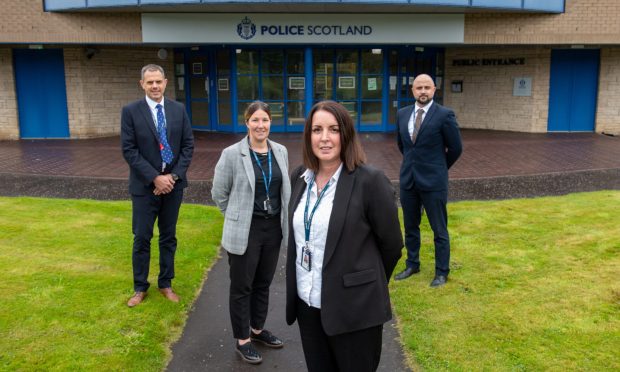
{"left": 142, "top": 13, "right": 464, "bottom": 44}
{"left": 289, "top": 77, "right": 305, "bottom": 90}
{"left": 339, "top": 77, "right": 355, "bottom": 89}
{"left": 218, "top": 78, "right": 229, "bottom": 91}
{"left": 513, "top": 77, "right": 532, "bottom": 97}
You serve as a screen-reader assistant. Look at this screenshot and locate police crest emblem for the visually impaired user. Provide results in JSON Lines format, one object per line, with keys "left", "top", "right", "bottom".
{"left": 237, "top": 17, "right": 256, "bottom": 40}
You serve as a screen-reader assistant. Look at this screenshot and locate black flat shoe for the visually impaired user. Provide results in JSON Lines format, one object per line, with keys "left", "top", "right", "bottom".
{"left": 236, "top": 342, "right": 262, "bottom": 364}
{"left": 250, "top": 329, "right": 284, "bottom": 348}
{"left": 394, "top": 267, "right": 420, "bottom": 280}
{"left": 430, "top": 275, "right": 448, "bottom": 287}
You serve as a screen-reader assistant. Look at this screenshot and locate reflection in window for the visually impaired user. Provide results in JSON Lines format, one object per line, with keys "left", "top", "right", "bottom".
{"left": 262, "top": 76, "right": 284, "bottom": 100}
{"left": 262, "top": 50, "right": 284, "bottom": 74}
{"left": 337, "top": 49, "right": 357, "bottom": 75}
{"left": 287, "top": 50, "right": 305, "bottom": 74}
{"left": 237, "top": 76, "right": 259, "bottom": 100}
{"left": 362, "top": 49, "right": 382, "bottom": 74}
{"left": 287, "top": 101, "right": 305, "bottom": 126}
{"left": 237, "top": 50, "right": 259, "bottom": 74}
{"left": 361, "top": 102, "right": 382, "bottom": 125}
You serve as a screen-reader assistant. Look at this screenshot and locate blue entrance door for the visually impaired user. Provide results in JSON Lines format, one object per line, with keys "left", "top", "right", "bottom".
{"left": 14, "top": 49, "right": 70, "bottom": 138}
{"left": 548, "top": 49, "right": 599, "bottom": 132}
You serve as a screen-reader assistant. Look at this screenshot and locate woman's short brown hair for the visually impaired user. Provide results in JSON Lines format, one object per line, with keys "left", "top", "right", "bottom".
{"left": 244, "top": 101, "right": 271, "bottom": 122}
{"left": 302, "top": 100, "right": 366, "bottom": 172}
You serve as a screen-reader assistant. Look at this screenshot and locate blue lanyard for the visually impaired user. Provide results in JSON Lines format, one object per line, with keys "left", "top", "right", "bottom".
{"left": 251, "top": 147, "right": 272, "bottom": 197}
{"left": 304, "top": 177, "right": 330, "bottom": 243}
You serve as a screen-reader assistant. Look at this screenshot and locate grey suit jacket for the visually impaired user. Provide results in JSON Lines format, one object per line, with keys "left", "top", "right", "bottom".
{"left": 212, "top": 137, "right": 291, "bottom": 255}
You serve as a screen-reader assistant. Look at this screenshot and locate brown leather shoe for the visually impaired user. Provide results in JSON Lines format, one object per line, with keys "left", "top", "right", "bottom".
{"left": 127, "top": 291, "right": 147, "bottom": 307}
{"left": 159, "top": 287, "right": 180, "bottom": 303}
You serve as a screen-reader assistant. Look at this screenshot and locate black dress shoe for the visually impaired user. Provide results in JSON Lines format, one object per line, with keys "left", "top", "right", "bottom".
{"left": 430, "top": 275, "right": 447, "bottom": 287}
{"left": 251, "top": 329, "right": 284, "bottom": 348}
{"left": 236, "top": 342, "right": 262, "bottom": 364}
{"left": 394, "top": 267, "right": 420, "bottom": 280}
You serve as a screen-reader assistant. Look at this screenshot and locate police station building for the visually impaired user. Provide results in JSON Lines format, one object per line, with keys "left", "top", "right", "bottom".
{"left": 1, "top": 0, "right": 619, "bottom": 139}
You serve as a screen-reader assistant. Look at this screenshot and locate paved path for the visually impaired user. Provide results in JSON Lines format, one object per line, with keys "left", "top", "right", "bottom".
{"left": 166, "top": 248, "right": 409, "bottom": 371}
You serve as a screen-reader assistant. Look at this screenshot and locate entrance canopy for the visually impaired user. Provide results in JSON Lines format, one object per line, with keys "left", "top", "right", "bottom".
{"left": 45, "top": 0, "right": 565, "bottom": 13}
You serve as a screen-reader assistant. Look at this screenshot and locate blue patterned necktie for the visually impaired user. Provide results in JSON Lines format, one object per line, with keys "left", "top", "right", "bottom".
{"left": 156, "top": 104, "right": 174, "bottom": 166}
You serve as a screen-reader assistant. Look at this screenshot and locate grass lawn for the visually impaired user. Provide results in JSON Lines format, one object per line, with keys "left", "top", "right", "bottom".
{"left": 0, "top": 197, "right": 222, "bottom": 371}
{"left": 391, "top": 190, "right": 620, "bottom": 371}
{"left": 2, "top": 192, "right": 619, "bottom": 371}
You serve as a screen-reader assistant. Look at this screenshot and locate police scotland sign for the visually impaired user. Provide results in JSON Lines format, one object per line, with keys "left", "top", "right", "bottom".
{"left": 142, "top": 13, "right": 464, "bottom": 44}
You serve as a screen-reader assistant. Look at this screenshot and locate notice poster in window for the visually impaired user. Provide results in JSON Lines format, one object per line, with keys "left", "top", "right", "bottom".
{"left": 178, "top": 78, "right": 185, "bottom": 91}
{"left": 289, "top": 77, "right": 305, "bottom": 90}
{"left": 367, "top": 78, "right": 377, "bottom": 91}
{"left": 192, "top": 63, "right": 202, "bottom": 75}
{"left": 389, "top": 76, "right": 397, "bottom": 91}
{"left": 175, "top": 63, "right": 185, "bottom": 76}
{"left": 338, "top": 76, "right": 355, "bottom": 89}
{"left": 218, "top": 78, "right": 229, "bottom": 91}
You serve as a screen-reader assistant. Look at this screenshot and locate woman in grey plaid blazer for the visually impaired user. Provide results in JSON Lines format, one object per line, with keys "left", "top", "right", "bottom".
{"left": 212, "top": 101, "right": 291, "bottom": 365}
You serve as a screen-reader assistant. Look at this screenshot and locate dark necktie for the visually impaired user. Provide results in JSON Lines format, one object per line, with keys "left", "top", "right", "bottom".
{"left": 156, "top": 104, "right": 174, "bottom": 166}
{"left": 411, "top": 108, "right": 424, "bottom": 144}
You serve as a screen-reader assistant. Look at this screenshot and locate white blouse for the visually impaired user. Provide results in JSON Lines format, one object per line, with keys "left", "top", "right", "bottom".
{"left": 293, "top": 164, "right": 343, "bottom": 309}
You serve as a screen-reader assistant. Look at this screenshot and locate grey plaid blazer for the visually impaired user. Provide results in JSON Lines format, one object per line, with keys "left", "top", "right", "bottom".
{"left": 212, "top": 136, "right": 291, "bottom": 255}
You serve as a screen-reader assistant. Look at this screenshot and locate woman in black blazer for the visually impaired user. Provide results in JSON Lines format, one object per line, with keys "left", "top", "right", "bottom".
{"left": 286, "top": 100, "right": 403, "bottom": 371}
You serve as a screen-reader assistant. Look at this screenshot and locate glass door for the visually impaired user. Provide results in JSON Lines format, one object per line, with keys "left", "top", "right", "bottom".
{"left": 314, "top": 48, "right": 383, "bottom": 131}
{"left": 236, "top": 48, "right": 305, "bottom": 132}
{"left": 215, "top": 49, "right": 234, "bottom": 132}
{"left": 359, "top": 49, "right": 384, "bottom": 131}
{"left": 188, "top": 50, "right": 212, "bottom": 130}
{"left": 387, "top": 47, "right": 444, "bottom": 126}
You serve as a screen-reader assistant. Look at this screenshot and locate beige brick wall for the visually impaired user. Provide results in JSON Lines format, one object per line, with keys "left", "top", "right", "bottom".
{"left": 597, "top": 48, "right": 620, "bottom": 135}
{"left": 64, "top": 47, "right": 175, "bottom": 138}
{"left": 0, "top": 0, "right": 141, "bottom": 44}
{"left": 0, "top": 48, "right": 19, "bottom": 140}
{"left": 444, "top": 47, "right": 550, "bottom": 133}
{"left": 465, "top": 0, "right": 620, "bottom": 45}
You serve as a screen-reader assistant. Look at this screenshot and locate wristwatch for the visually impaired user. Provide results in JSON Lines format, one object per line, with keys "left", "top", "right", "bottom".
{"left": 170, "top": 173, "right": 179, "bottom": 182}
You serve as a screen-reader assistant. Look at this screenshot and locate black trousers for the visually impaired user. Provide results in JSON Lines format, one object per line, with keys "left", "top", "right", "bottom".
{"left": 131, "top": 188, "right": 184, "bottom": 292}
{"left": 400, "top": 186, "right": 450, "bottom": 276}
{"left": 228, "top": 215, "right": 282, "bottom": 340}
{"left": 296, "top": 297, "right": 383, "bottom": 372}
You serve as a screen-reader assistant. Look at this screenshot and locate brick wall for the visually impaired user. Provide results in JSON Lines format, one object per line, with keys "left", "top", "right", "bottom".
{"left": 0, "top": 48, "right": 19, "bottom": 140}
{"left": 597, "top": 48, "right": 620, "bottom": 136}
{"left": 0, "top": 0, "right": 141, "bottom": 44}
{"left": 465, "top": 0, "right": 620, "bottom": 44}
{"left": 444, "top": 47, "right": 550, "bottom": 133}
{"left": 64, "top": 47, "right": 175, "bottom": 138}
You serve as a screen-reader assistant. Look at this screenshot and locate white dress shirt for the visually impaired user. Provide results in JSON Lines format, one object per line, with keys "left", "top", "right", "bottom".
{"left": 145, "top": 95, "right": 166, "bottom": 130}
{"left": 408, "top": 100, "right": 433, "bottom": 138}
{"left": 293, "top": 163, "right": 344, "bottom": 309}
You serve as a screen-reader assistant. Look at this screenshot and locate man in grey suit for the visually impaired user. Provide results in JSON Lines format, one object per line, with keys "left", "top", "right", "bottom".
{"left": 121, "top": 64, "right": 194, "bottom": 307}
{"left": 394, "top": 74, "right": 462, "bottom": 287}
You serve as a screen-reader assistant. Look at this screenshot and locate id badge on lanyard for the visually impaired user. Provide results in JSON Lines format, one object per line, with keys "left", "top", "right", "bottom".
{"left": 301, "top": 243, "right": 312, "bottom": 271}
{"left": 301, "top": 177, "right": 330, "bottom": 272}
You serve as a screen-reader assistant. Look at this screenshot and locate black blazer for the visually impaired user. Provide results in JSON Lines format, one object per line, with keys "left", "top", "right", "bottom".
{"left": 396, "top": 102, "right": 462, "bottom": 191}
{"left": 121, "top": 97, "right": 194, "bottom": 195}
{"left": 285, "top": 164, "right": 403, "bottom": 336}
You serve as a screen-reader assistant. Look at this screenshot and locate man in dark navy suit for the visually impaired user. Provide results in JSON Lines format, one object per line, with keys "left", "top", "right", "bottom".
{"left": 394, "top": 74, "right": 462, "bottom": 287}
{"left": 121, "top": 64, "right": 194, "bottom": 307}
